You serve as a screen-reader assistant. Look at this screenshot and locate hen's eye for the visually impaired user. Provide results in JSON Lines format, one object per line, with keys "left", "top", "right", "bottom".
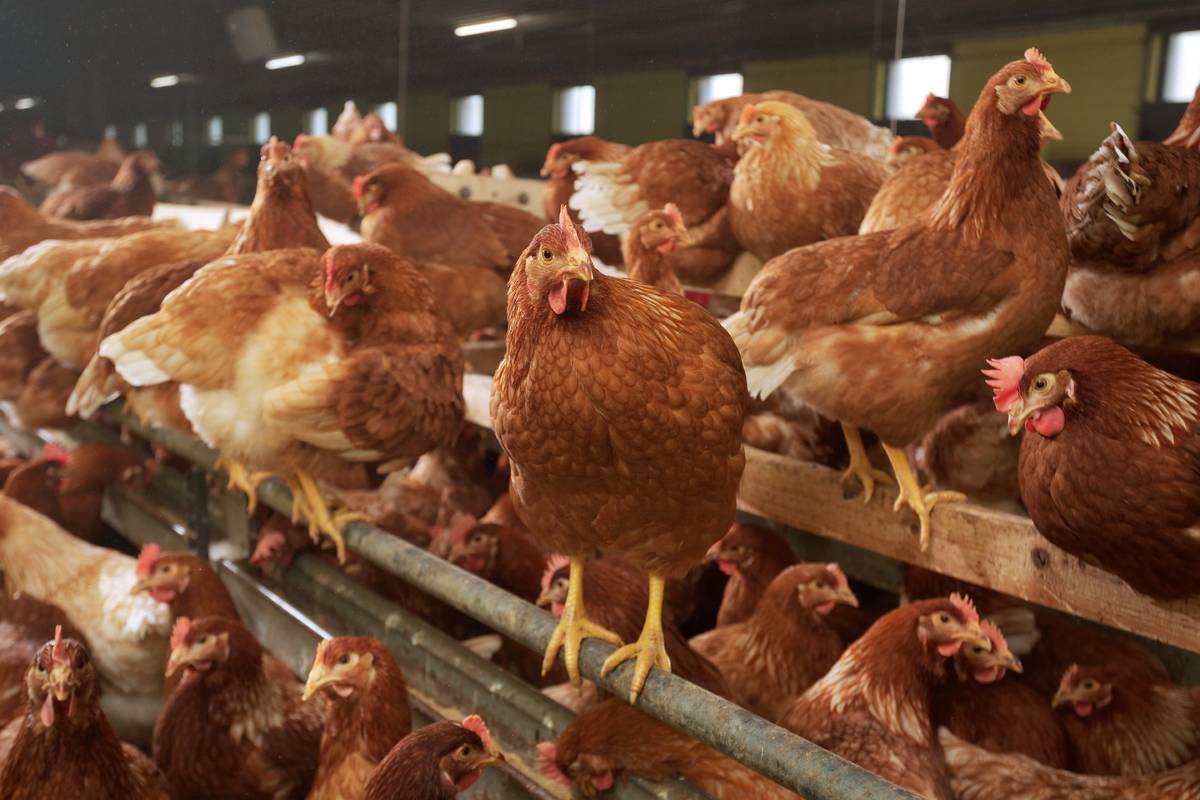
{"left": 652, "top": 221, "right": 664, "bottom": 230}
{"left": 1034, "top": 376, "right": 1049, "bottom": 391}
{"left": 972, "top": 645, "right": 984, "bottom": 654}
{"left": 1082, "top": 680, "right": 1095, "bottom": 690}
{"left": 197, "top": 635, "right": 208, "bottom": 645}
{"left": 939, "top": 614, "right": 950, "bottom": 623}
{"left": 813, "top": 581, "right": 825, "bottom": 590}
{"left": 338, "top": 654, "right": 351, "bottom": 665}
{"left": 1014, "top": 75, "right": 1027, "bottom": 86}
{"left": 36, "top": 663, "right": 46, "bottom": 673}
{"left": 459, "top": 745, "right": 474, "bottom": 757}
{"left": 541, "top": 248, "right": 554, "bottom": 261}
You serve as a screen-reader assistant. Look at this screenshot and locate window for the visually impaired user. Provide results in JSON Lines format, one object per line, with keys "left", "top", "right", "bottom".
{"left": 169, "top": 120, "right": 184, "bottom": 147}
{"left": 252, "top": 112, "right": 271, "bottom": 144}
{"left": 695, "top": 73, "right": 744, "bottom": 106}
{"left": 887, "top": 54, "right": 952, "bottom": 119}
{"left": 555, "top": 85, "right": 596, "bottom": 135}
{"left": 1163, "top": 30, "right": 1200, "bottom": 102}
{"left": 451, "top": 94, "right": 484, "bottom": 136}
{"left": 305, "top": 107, "right": 328, "bottom": 136}
{"left": 207, "top": 116, "right": 223, "bottom": 146}
{"left": 374, "top": 102, "right": 398, "bottom": 132}
{"left": 133, "top": 123, "right": 148, "bottom": 148}
{"left": 103, "top": 124, "right": 117, "bottom": 140}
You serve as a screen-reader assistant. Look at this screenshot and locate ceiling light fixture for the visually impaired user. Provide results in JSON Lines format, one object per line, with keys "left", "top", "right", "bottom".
{"left": 13, "top": 97, "right": 37, "bottom": 109}
{"left": 150, "top": 74, "right": 180, "bottom": 88}
{"left": 454, "top": 17, "right": 517, "bottom": 37}
{"left": 265, "top": 53, "right": 306, "bottom": 70}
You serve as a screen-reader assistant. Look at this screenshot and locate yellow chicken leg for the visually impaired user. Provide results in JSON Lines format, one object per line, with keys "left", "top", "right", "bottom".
{"left": 217, "top": 457, "right": 273, "bottom": 514}
{"left": 542, "top": 559, "right": 623, "bottom": 685}
{"left": 839, "top": 424, "right": 894, "bottom": 503}
{"left": 600, "top": 574, "right": 671, "bottom": 703}
{"left": 289, "top": 471, "right": 369, "bottom": 564}
{"left": 881, "top": 443, "right": 965, "bottom": 551}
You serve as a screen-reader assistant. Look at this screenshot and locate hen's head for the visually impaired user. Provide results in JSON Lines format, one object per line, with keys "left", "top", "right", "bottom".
{"left": 628, "top": 204, "right": 686, "bottom": 256}
{"left": 733, "top": 100, "right": 817, "bottom": 146}
{"left": 130, "top": 544, "right": 205, "bottom": 604}
{"left": 1053, "top": 664, "right": 1114, "bottom": 719}
{"left": 320, "top": 242, "right": 397, "bottom": 317}
{"left": 916, "top": 93, "right": 958, "bottom": 128}
{"left": 257, "top": 136, "right": 305, "bottom": 195}
{"left": 540, "top": 142, "right": 577, "bottom": 178}
{"left": 536, "top": 555, "right": 572, "bottom": 617}
{"left": 691, "top": 97, "right": 735, "bottom": 137}
{"left": 165, "top": 616, "right": 259, "bottom": 680}
{"left": 126, "top": 150, "right": 162, "bottom": 176}
{"left": 765, "top": 562, "right": 859, "bottom": 616}
{"left": 916, "top": 593, "right": 989, "bottom": 660}
{"left": 423, "top": 717, "right": 505, "bottom": 792}
{"left": 26, "top": 627, "right": 97, "bottom": 730}
{"left": 704, "top": 522, "right": 794, "bottom": 578}
{"left": 249, "top": 527, "right": 296, "bottom": 573}
{"left": 981, "top": 48, "right": 1070, "bottom": 130}
{"left": 353, "top": 162, "right": 418, "bottom": 215}
{"left": 303, "top": 636, "right": 397, "bottom": 703}
{"left": 522, "top": 206, "right": 595, "bottom": 317}
{"left": 955, "top": 619, "right": 1022, "bottom": 684}
{"left": 441, "top": 515, "right": 501, "bottom": 576}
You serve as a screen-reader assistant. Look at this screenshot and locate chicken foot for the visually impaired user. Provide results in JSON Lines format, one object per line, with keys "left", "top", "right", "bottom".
{"left": 881, "top": 443, "right": 965, "bottom": 551}
{"left": 542, "top": 558, "right": 623, "bottom": 685}
{"left": 839, "top": 424, "right": 894, "bottom": 503}
{"left": 216, "top": 456, "right": 273, "bottom": 514}
{"left": 288, "top": 470, "right": 369, "bottom": 564}
{"left": 599, "top": 574, "right": 671, "bottom": 703}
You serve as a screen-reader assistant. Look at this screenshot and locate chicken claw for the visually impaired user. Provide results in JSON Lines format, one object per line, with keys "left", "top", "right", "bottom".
{"left": 542, "top": 558, "right": 623, "bottom": 685}
{"left": 599, "top": 574, "right": 671, "bottom": 703}
{"left": 881, "top": 443, "right": 965, "bottom": 550}
{"left": 217, "top": 457, "right": 273, "bottom": 514}
{"left": 289, "top": 471, "right": 369, "bottom": 563}
{"left": 839, "top": 424, "right": 894, "bottom": 503}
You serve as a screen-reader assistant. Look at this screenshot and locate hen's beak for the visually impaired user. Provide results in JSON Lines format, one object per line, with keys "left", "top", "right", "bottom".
{"left": 703, "top": 542, "right": 725, "bottom": 562}
{"left": 1038, "top": 112, "right": 1063, "bottom": 142}
{"left": 473, "top": 751, "right": 507, "bottom": 772}
{"left": 1051, "top": 685, "right": 1081, "bottom": 710}
{"left": 954, "top": 622, "right": 991, "bottom": 651}
{"left": 129, "top": 574, "right": 166, "bottom": 596}
{"left": 539, "top": 161, "right": 553, "bottom": 177}
{"left": 325, "top": 289, "right": 344, "bottom": 318}
{"left": 165, "top": 644, "right": 212, "bottom": 678}
{"left": 302, "top": 663, "right": 336, "bottom": 702}
{"left": 835, "top": 586, "right": 860, "bottom": 609}
{"left": 1001, "top": 652, "right": 1024, "bottom": 674}
{"left": 47, "top": 664, "right": 73, "bottom": 703}
{"left": 1005, "top": 398, "right": 1046, "bottom": 436}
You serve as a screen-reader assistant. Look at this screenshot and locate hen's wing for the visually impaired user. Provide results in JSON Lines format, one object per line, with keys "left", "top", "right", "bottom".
{"left": 476, "top": 202, "right": 546, "bottom": 265}
{"left": 121, "top": 742, "right": 171, "bottom": 800}
{"left": 0, "top": 311, "right": 47, "bottom": 401}
{"left": 101, "top": 249, "right": 321, "bottom": 390}
{"left": 859, "top": 150, "right": 956, "bottom": 234}
{"left": 41, "top": 186, "right": 120, "bottom": 220}
{"left": 371, "top": 202, "right": 510, "bottom": 272}
{"left": 0, "top": 239, "right": 110, "bottom": 311}
{"left": 262, "top": 339, "right": 464, "bottom": 461}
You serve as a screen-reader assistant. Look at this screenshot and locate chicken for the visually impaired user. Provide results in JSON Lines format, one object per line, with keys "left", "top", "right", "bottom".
{"left": 537, "top": 699, "right": 801, "bottom": 799}
{"left": 692, "top": 90, "right": 892, "bottom": 159}
{"left": 411, "top": 261, "right": 508, "bottom": 340}
{"left": 933, "top": 620, "right": 1067, "bottom": 768}
{"left": 39, "top": 152, "right": 160, "bottom": 220}
{"left": 0, "top": 600, "right": 83, "bottom": 737}
{"left": 0, "top": 630, "right": 170, "bottom": 800}
{"left": 154, "top": 616, "right": 323, "bottom": 799}
{"left": 689, "top": 562, "right": 857, "bottom": 720}
{"left": 19, "top": 139, "right": 126, "bottom": 190}
{"left": 356, "top": 161, "right": 544, "bottom": 272}
{"left": 295, "top": 159, "right": 359, "bottom": 224}
{"left": 1021, "top": 610, "right": 1169, "bottom": 699}
{"left": 32, "top": 226, "right": 238, "bottom": 369}
{"left": 887, "top": 135, "right": 943, "bottom": 167}
{"left": 442, "top": 495, "right": 545, "bottom": 603}
{"left": 536, "top": 556, "right": 733, "bottom": 702}
{"left": 912, "top": 397, "right": 1022, "bottom": 509}
{"left": 1052, "top": 662, "right": 1200, "bottom": 776}
{"left": 0, "top": 239, "right": 112, "bottom": 320}
{"left": 0, "top": 494, "right": 171, "bottom": 706}
{"left": 4, "top": 358, "right": 76, "bottom": 430}
{"left": 302, "top": 637, "right": 412, "bottom": 800}
{"left": 741, "top": 406, "right": 846, "bottom": 466}
{"left": 729, "top": 101, "right": 888, "bottom": 260}
{"left": 332, "top": 101, "right": 365, "bottom": 142}
{"left": 293, "top": 134, "right": 426, "bottom": 184}
{"left": 363, "top": 716, "right": 505, "bottom": 799}
{"left": 0, "top": 186, "right": 167, "bottom": 263}
{"left": 778, "top": 595, "right": 990, "bottom": 800}
{"left": 917, "top": 94, "right": 967, "bottom": 149}
{"left": 985, "top": 336, "right": 1199, "bottom": 598}
{"left": 492, "top": 208, "right": 748, "bottom": 701}
{"left": 129, "top": 544, "right": 240, "bottom": 620}
{"left": 168, "top": 148, "right": 251, "bottom": 205}
{"left": 0, "top": 311, "right": 48, "bottom": 402}
{"left": 623, "top": 204, "right": 688, "bottom": 295}
{"left": 726, "top": 48, "right": 1072, "bottom": 548}
{"left": 705, "top": 522, "right": 796, "bottom": 626}
{"left": 570, "top": 139, "right": 740, "bottom": 283}
{"left": 226, "top": 138, "right": 331, "bottom": 256}
{"left": 540, "top": 137, "right": 630, "bottom": 266}
{"left": 1059, "top": 91, "right": 1200, "bottom": 344}
{"left": 102, "top": 242, "right": 464, "bottom": 559}
{"left": 942, "top": 729, "right": 1200, "bottom": 800}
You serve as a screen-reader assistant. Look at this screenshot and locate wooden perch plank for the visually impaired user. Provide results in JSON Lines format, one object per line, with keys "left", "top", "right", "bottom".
{"left": 739, "top": 446, "right": 1200, "bottom": 655}
{"left": 461, "top": 373, "right": 1200, "bottom": 655}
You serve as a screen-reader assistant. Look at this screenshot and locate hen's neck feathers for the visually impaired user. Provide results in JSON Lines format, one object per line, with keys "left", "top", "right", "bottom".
{"left": 110, "top": 160, "right": 148, "bottom": 194}
{"left": 624, "top": 240, "right": 683, "bottom": 295}
{"left": 229, "top": 174, "right": 329, "bottom": 255}
{"left": 1068, "top": 682, "right": 1200, "bottom": 775}
{"left": 736, "top": 124, "right": 833, "bottom": 191}
{"left": 318, "top": 663, "right": 411, "bottom": 773}
{"left": 165, "top": 559, "right": 241, "bottom": 621}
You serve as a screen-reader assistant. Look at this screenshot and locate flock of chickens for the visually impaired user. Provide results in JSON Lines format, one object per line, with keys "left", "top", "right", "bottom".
{"left": 0, "top": 45, "right": 1196, "bottom": 800}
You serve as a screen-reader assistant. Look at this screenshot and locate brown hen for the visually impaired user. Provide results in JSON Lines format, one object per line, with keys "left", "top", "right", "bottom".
{"left": 540, "top": 136, "right": 629, "bottom": 266}
{"left": 39, "top": 152, "right": 160, "bottom": 220}
{"left": 0, "top": 186, "right": 166, "bottom": 263}
{"left": 363, "top": 716, "right": 505, "bottom": 800}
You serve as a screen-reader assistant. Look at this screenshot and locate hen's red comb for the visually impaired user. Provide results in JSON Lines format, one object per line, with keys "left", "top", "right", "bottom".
{"left": 827, "top": 563, "right": 849, "bottom": 591}
{"left": 1060, "top": 663, "right": 1081, "bottom": 688}
{"left": 535, "top": 742, "right": 571, "bottom": 785}
{"left": 294, "top": 133, "right": 308, "bottom": 149}
{"left": 324, "top": 252, "right": 339, "bottom": 294}
{"left": 170, "top": 617, "right": 192, "bottom": 651}
{"left": 448, "top": 514, "right": 478, "bottom": 546}
{"left": 353, "top": 174, "right": 367, "bottom": 200}
{"left": 51, "top": 625, "right": 66, "bottom": 664}
{"left": 925, "top": 92, "right": 937, "bottom": 105}
{"left": 980, "top": 619, "right": 1006, "bottom": 651}
{"left": 558, "top": 205, "right": 583, "bottom": 252}
{"left": 663, "top": 202, "right": 684, "bottom": 228}
{"left": 887, "top": 136, "right": 906, "bottom": 156}
{"left": 462, "top": 715, "right": 493, "bottom": 750}
{"left": 1024, "top": 47, "right": 1052, "bottom": 74}
{"left": 983, "top": 356, "right": 1025, "bottom": 413}
{"left": 546, "top": 142, "right": 561, "bottom": 161}
{"left": 541, "top": 554, "right": 570, "bottom": 594}
{"left": 950, "top": 593, "right": 980, "bottom": 624}
{"left": 42, "top": 442, "right": 71, "bottom": 465}
{"left": 136, "top": 543, "right": 162, "bottom": 578}
{"left": 738, "top": 103, "right": 758, "bottom": 127}
{"left": 250, "top": 530, "right": 287, "bottom": 566}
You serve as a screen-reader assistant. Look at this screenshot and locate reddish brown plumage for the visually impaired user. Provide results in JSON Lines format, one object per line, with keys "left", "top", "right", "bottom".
{"left": 153, "top": 616, "right": 323, "bottom": 800}
{"left": 227, "top": 138, "right": 331, "bottom": 256}
{"left": 778, "top": 597, "right": 990, "bottom": 800}
{"left": 917, "top": 95, "right": 967, "bottom": 149}
{"left": 39, "top": 152, "right": 160, "bottom": 220}
{"left": 363, "top": 718, "right": 504, "bottom": 800}
{"left": 623, "top": 205, "right": 688, "bottom": 296}
{"left": 707, "top": 522, "right": 796, "bottom": 626}
{"left": 307, "top": 637, "right": 411, "bottom": 800}
{"left": 913, "top": 398, "right": 1022, "bottom": 507}
{"left": 0, "top": 187, "right": 166, "bottom": 263}
{"left": 0, "top": 637, "right": 169, "bottom": 800}
{"left": 444, "top": 494, "right": 545, "bottom": 603}
{"left": 540, "top": 137, "right": 629, "bottom": 266}
{"left": 996, "top": 336, "right": 1200, "bottom": 598}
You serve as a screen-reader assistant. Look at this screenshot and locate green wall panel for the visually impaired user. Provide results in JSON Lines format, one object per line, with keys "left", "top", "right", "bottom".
{"left": 482, "top": 82, "right": 553, "bottom": 172}
{"left": 595, "top": 69, "right": 689, "bottom": 144}
{"left": 742, "top": 52, "right": 876, "bottom": 116}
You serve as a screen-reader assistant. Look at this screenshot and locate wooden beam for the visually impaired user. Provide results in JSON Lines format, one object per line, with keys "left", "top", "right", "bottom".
{"left": 461, "top": 373, "right": 1200, "bottom": 655}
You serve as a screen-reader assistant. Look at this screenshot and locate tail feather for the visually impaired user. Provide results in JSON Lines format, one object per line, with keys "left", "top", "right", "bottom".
{"left": 1066, "top": 123, "right": 1151, "bottom": 246}
{"left": 67, "top": 353, "right": 121, "bottom": 418}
